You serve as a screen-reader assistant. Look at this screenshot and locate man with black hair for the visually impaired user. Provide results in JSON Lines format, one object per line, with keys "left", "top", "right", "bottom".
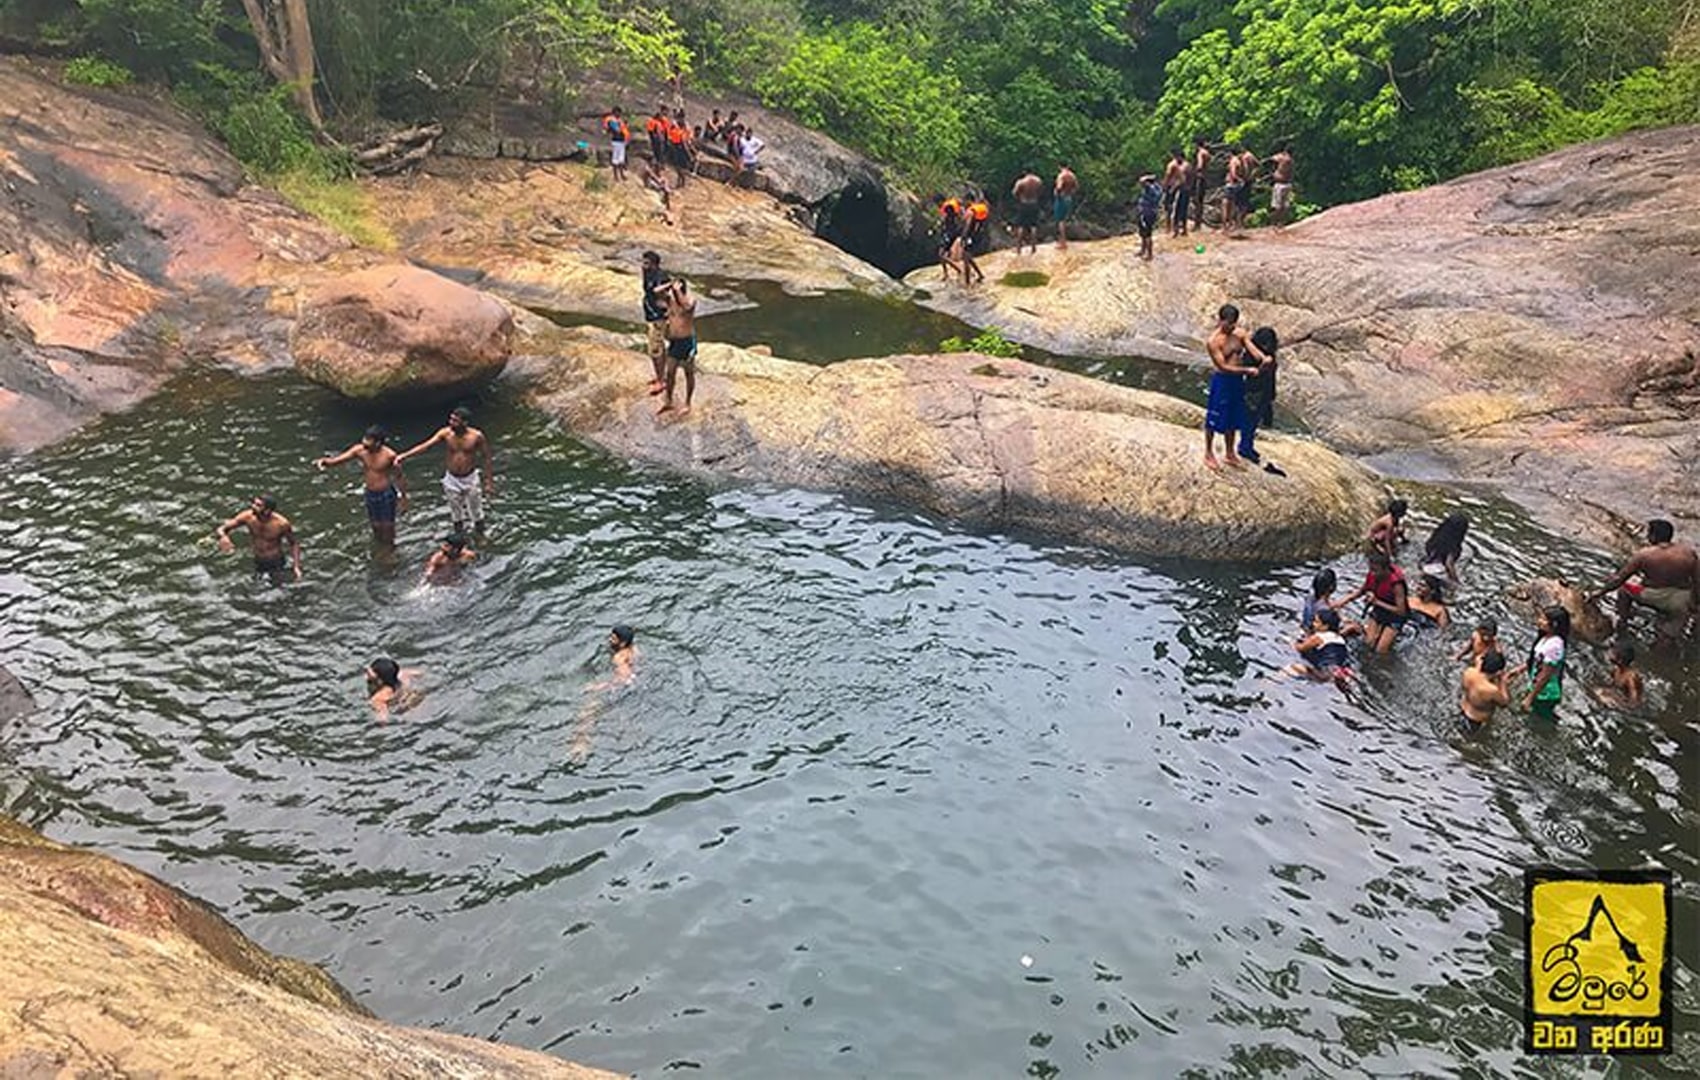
{"left": 1588, "top": 518, "right": 1699, "bottom": 642}
{"left": 216, "top": 494, "right": 302, "bottom": 584}
{"left": 397, "top": 406, "right": 494, "bottom": 536}
{"left": 315, "top": 424, "right": 408, "bottom": 546}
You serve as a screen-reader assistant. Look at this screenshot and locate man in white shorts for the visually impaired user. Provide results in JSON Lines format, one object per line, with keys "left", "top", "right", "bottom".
{"left": 397, "top": 406, "right": 494, "bottom": 535}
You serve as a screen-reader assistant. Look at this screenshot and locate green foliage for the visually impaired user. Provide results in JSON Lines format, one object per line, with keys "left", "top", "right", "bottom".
{"left": 757, "top": 23, "right": 969, "bottom": 174}
{"left": 1000, "top": 271, "right": 1051, "bottom": 288}
{"left": 1461, "top": 60, "right": 1700, "bottom": 171}
{"left": 63, "top": 54, "right": 132, "bottom": 86}
{"left": 175, "top": 64, "right": 337, "bottom": 177}
{"left": 941, "top": 327, "right": 1022, "bottom": 358}
{"left": 69, "top": 0, "right": 239, "bottom": 80}
{"left": 274, "top": 168, "right": 394, "bottom": 248}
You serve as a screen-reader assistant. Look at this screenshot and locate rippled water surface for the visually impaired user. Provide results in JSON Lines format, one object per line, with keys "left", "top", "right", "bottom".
{"left": 1, "top": 370, "right": 1696, "bottom": 1077}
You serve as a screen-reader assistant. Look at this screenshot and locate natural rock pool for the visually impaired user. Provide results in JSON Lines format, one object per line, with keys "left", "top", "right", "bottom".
{"left": 1, "top": 369, "right": 1696, "bottom": 1077}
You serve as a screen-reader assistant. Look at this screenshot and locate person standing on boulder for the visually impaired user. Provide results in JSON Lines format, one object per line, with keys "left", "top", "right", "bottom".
{"left": 645, "top": 106, "right": 668, "bottom": 169}
{"left": 1136, "top": 174, "right": 1163, "bottom": 261}
{"left": 1053, "top": 166, "right": 1079, "bottom": 250}
{"left": 215, "top": 494, "right": 302, "bottom": 585}
{"left": 1237, "top": 326, "right": 1280, "bottom": 470}
{"left": 1587, "top": 519, "right": 1699, "bottom": 643}
{"left": 961, "top": 192, "right": 990, "bottom": 285}
{"left": 397, "top": 406, "right": 494, "bottom": 536}
{"left": 604, "top": 106, "right": 630, "bottom": 182}
{"left": 1269, "top": 144, "right": 1296, "bottom": 227}
{"left": 1012, "top": 170, "right": 1043, "bottom": 255}
{"left": 314, "top": 425, "right": 409, "bottom": 547}
{"left": 935, "top": 193, "right": 965, "bottom": 282}
{"left": 1190, "top": 137, "right": 1212, "bottom": 232}
{"left": 1202, "top": 303, "right": 1269, "bottom": 470}
{"left": 640, "top": 251, "right": 671, "bottom": 394}
{"left": 658, "top": 278, "right": 698, "bottom": 416}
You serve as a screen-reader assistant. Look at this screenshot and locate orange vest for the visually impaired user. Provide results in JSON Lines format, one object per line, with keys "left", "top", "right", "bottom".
{"left": 940, "top": 198, "right": 961, "bottom": 217}
{"left": 646, "top": 116, "right": 666, "bottom": 138}
{"left": 969, "top": 201, "right": 989, "bottom": 221}
{"left": 666, "top": 120, "right": 686, "bottom": 145}
{"left": 604, "top": 114, "right": 629, "bottom": 141}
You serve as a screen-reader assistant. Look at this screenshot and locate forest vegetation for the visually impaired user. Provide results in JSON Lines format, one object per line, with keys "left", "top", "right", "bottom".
{"left": 3, "top": 0, "right": 1697, "bottom": 211}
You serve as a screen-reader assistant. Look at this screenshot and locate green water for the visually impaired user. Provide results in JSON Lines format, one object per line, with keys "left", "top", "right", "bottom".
{"left": 1, "top": 369, "right": 1696, "bottom": 1077}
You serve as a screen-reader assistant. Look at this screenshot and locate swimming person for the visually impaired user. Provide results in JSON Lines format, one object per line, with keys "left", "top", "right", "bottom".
{"left": 366, "top": 657, "right": 421, "bottom": 721}
{"left": 1454, "top": 617, "right": 1501, "bottom": 665}
{"left": 215, "top": 494, "right": 302, "bottom": 584}
{"left": 1332, "top": 551, "right": 1409, "bottom": 654}
{"left": 396, "top": 406, "right": 494, "bottom": 536}
{"left": 1408, "top": 574, "right": 1451, "bottom": 630}
{"left": 1586, "top": 518, "right": 1699, "bottom": 644}
{"left": 1366, "top": 498, "right": 1409, "bottom": 559}
{"left": 1595, "top": 637, "right": 1645, "bottom": 708}
{"left": 658, "top": 278, "right": 697, "bottom": 416}
{"left": 1420, "top": 513, "right": 1470, "bottom": 592}
{"left": 315, "top": 425, "right": 408, "bottom": 547}
{"left": 1202, "top": 303, "right": 1271, "bottom": 471}
{"left": 1516, "top": 604, "right": 1570, "bottom": 720}
{"left": 1287, "top": 608, "right": 1353, "bottom": 685}
{"left": 1238, "top": 326, "right": 1279, "bottom": 469}
{"left": 572, "top": 626, "right": 639, "bottom": 762}
{"left": 1459, "top": 650, "right": 1510, "bottom": 735}
{"left": 422, "top": 532, "right": 477, "bottom": 586}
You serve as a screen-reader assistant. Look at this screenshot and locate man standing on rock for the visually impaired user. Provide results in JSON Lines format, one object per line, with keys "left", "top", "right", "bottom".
{"left": 658, "top": 278, "right": 698, "bottom": 416}
{"left": 1012, "top": 169, "right": 1043, "bottom": 255}
{"left": 1587, "top": 519, "right": 1699, "bottom": 643}
{"left": 314, "top": 425, "right": 408, "bottom": 547}
{"left": 1161, "top": 149, "right": 1185, "bottom": 235}
{"left": 1053, "top": 166, "right": 1079, "bottom": 250}
{"left": 640, "top": 251, "right": 671, "bottom": 394}
{"left": 1202, "top": 303, "right": 1271, "bottom": 471}
{"left": 1136, "top": 174, "right": 1163, "bottom": 261}
{"left": 216, "top": 494, "right": 302, "bottom": 585}
{"left": 1220, "top": 148, "right": 1246, "bottom": 234}
{"left": 1190, "top": 137, "right": 1211, "bottom": 232}
{"left": 397, "top": 406, "right": 494, "bottom": 536}
{"left": 604, "top": 106, "right": 630, "bottom": 182}
{"left": 1269, "top": 144, "right": 1296, "bottom": 227}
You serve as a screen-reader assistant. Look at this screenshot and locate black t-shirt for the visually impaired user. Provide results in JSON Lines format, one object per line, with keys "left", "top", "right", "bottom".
{"left": 642, "top": 267, "right": 670, "bottom": 323}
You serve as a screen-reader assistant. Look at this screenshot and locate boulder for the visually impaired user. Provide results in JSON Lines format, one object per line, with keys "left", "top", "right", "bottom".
{"left": 1510, "top": 578, "right": 1616, "bottom": 646}
{"left": 292, "top": 265, "right": 514, "bottom": 401}
{"left": 903, "top": 127, "right": 1700, "bottom": 538}
{"left": 0, "top": 815, "right": 623, "bottom": 1079}
{"left": 511, "top": 323, "right": 1385, "bottom": 561}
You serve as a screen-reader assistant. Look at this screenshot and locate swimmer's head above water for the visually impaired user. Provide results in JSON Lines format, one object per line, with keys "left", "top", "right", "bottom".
{"left": 367, "top": 657, "right": 400, "bottom": 691}
{"left": 1480, "top": 651, "right": 1506, "bottom": 675}
{"left": 441, "top": 532, "right": 469, "bottom": 556}
{"left": 610, "top": 625, "right": 635, "bottom": 651}
{"left": 1315, "top": 608, "right": 1341, "bottom": 633}
{"left": 1311, "top": 568, "right": 1337, "bottom": 599}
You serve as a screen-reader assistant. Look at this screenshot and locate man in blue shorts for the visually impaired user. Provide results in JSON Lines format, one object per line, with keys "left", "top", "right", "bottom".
{"left": 315, "top": 425, "right": 408, "bottom": 547}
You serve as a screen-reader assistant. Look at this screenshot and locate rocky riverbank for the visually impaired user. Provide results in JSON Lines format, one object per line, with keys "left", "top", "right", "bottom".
{"left": 905, "top": 127, "right": 1700, "bottom": 540}
{"left": 508, "top": 321, "right": 1385, "bottom": 561}
{"left": 0, "top": 815, "right": 621, "bottom": 1078}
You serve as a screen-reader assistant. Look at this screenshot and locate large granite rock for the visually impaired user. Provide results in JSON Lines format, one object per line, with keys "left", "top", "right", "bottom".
{"left": 0, "top": 816, "right": 622, "bottom": 1078}
{"left": 0, "top": 57, "right": 365, "bottom": 451}
{"left": 292, "top": 264, "right": 514, "bottom": 401}
{"left": 369, "top": 156, "right": 899, "bottom": 324}
{"left": 439, "top": 87, "right": 934, "bottom": 275}
{"left": 510, "top": 322, "right": 1385, "bottom": 561}
{"left": 903, "top": 127, "right": 1700, "bottom": 538}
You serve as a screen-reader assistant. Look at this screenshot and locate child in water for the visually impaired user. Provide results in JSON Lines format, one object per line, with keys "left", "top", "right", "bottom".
{"left": 1287, "top": 608, "right": 1354, "bottom": 686}
{"left": 1454, "top": 617, "right": 1501, "bottom": 665}
{"left": 366, "top": 657, "right": 422, "bottom": 721}
{"left": 1594, "top": 638, "right": 1645, "bottom": 708}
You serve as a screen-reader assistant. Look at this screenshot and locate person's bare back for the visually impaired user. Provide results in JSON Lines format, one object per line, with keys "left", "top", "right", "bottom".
{"left": 1461, "top": 659, "right": 1510, "bottom": 727}
{"left": 1272, "top": 150, "right": 1294, "bottom": 183}
{"left": 1013, "top": 172, "right": 1042, "bottom": 203}
{"left": 1055, "top": 167, "right": 1078, "bottom": 198}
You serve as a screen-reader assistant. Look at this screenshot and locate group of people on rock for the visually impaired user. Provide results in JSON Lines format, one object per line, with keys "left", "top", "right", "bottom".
{"left": 600, "top": 102, "right": 766, "bottom": 220}
{"left": 1283, "top": 501, "right": 1697, "bottom": 734}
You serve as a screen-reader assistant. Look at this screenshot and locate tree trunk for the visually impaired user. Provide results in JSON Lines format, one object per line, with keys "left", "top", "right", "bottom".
{"left": 239, "top": 0, "right": 323, "bottom": 129}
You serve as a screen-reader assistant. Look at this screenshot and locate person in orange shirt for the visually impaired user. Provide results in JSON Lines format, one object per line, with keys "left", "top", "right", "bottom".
{"left": 935, "top": 194, "right": 964, "bottom": 282}
{"left": 961, "top": 192, "right": 990, "bottom": 285}
{"left": 666, "top": 109, "right": 690, "bottom": 186}
{"left": 645, "top": 107, "right": 668, "bottom": 168}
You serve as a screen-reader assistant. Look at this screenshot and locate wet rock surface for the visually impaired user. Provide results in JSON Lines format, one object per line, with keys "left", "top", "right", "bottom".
{"left": 509, "top": 321, "right": 1385, "bottom": 561}
{"left": 905, "top": 127, "right": 1700, "bottom": 536}
{"left": 0, "top": 816, "right": 623, "bottom": 1078}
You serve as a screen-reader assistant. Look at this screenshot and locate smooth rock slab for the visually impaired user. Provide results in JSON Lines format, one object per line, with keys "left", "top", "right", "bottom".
{"left": 293, "top": 265, "right": 514, "bottom": 402}
{"left": 0, "top": 816, "right": 623, "bottom": 1079}
{"left": 515, "top": 325, "right": 1385, "bottom": 561}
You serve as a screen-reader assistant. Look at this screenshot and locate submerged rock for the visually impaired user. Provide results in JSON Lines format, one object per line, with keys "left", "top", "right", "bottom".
{"left": 292, "top": 265, "right": 514, "bottom": 402}
{"left": 0, "top": 816, "right": 622, "bottom": 1078}
{"left": 904, "top": 127, "right": 1700, "bottom": 536}
{"left": 512, "top": 323, "right": 1384, "bottom": 561}
{"left": 1510, "top": 578, "right": 1615, "bottom": 646}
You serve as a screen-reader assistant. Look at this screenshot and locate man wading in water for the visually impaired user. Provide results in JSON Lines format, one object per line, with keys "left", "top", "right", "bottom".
{"left": 397, "top": 406, "right": 494, "bottom": 536}
{"left": 1012, "top": 169, "right": 1043, "bottom": 255}
{"left": 1588, "top": 519, "right": 1700, "bottom": 644}
{"left": 216, "top": 494, "right": 302, "bottom": 584}
{"left": 658, "top": 278, "right": 698, "bottom": 416}
{"left": 315, "top": 425, "right": 408, "bottom": 547}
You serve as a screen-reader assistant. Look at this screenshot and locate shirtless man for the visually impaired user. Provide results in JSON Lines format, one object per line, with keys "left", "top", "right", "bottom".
{"left": 397, "top": 406, "right": 493, "bottom": 536}
{"left": 1587, "top": 519, "right": 1700, "bottom": 643}
{"left": 1268, "top": 144, "right": 1296, "bottom": 227}
{"left": 1190, "top": 137, "right": 1211, "bottom": 231}
{"left": 315, "top": 425, "right": 408, "bottom": 546}
{"left": 1202, "top": 303, "right": 1271, "bottom": 469}
{"left": 215, "top": 494, "right": 302, "bottom": 584}
{"left": 1220, "top": 147, "right": 1245, "bottom": 234}
{"left": 1459, "top": 651, "right": 1510, "bottom": 734}
{"left": 366, "top": 657, "right": 422, "bottom": 721}
{"left": 1235, "top": 146, "right": 1260, "bottom": 228}
{"left": 1011, "top": 169, "right": 1043, "bottom": 255}
{"left": 1053, "top": 166, "right": 1079, "bottom": 249}
{"left": 422, "top": 532, "right": 477, "bottom": 585}
{"left": 658, "top": 278, "right": 698, "bottom": 416}
{"left": 1365, "top": 498, "right": 1409, "bottom": 560}
{"left": 1161, "top": 149, "right": 1186, "bottom": 236}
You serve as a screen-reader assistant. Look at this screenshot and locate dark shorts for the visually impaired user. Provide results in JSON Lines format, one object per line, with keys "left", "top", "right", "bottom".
{"left": 364, "top": 485, "right": 398, "bottom": 523}
{"left": 667, "top": 335, "right": 697, "bottom": 364}
{"left": 668, "top": 142, "right": 687, "bottom": 166}
{"left": 1369, "top": 609, "right": 1408, "bottom": 631}
{"left": 1237, "top": 183, "right": 1254, "bottom": 210}
{"left": 1053, "top": 196, "right": 1075, "bottom": 222}
{"left": 1015, "top": 201, "right": 1040, "bottom": 228}
{"left": 254, "top": 554, "right": 286, "bottom": 577}
{"left": 1458, "top": 711, "right": 1487, "bottom": 736}
{"left": 1138, "top": 211, "right": 1158, "bottom": 238}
